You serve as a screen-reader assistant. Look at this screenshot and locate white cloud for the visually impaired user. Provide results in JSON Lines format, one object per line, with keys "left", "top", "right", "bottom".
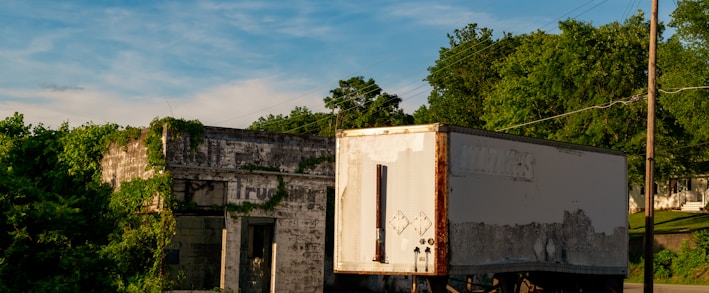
{"left": 0, "top": 87, "right": 163, "bottom": 128}
{"left": 383, "top": 1, "right": 558, "bottom": 35}
{"left": 0, "top": 77, "right": 326, "bottom": 130}
{"left": 174, "top": 78, "right": 325, "bottom": 128}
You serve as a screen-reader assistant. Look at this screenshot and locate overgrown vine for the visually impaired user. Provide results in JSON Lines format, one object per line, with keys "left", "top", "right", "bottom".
{"left": 144, "top": 117, "right": 204, "bottom": 169}
{"left": 104, "top": 117, "right": 203, "bottom": 291}
{"left": 296, "top": 155, "right": 335, "bottom": 173}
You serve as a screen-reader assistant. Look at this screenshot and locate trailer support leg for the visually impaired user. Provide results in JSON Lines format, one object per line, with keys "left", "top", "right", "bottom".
{"left": 425, "top": 276, "right": 448, "bottom": 293}
{"left": 493, "top": 273, "right": 517, "bottom": 293}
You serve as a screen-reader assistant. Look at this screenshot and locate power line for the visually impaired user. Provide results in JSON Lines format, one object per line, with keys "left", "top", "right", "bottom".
{"left": 659, "top": 86, "right": 709, "bottom": 94}
{"left": 283, "top": 2, "right": 610, "bottom": 133}
{"left": 496, "top": 93, "right": 646, "bottom": 132}
{"left": 495, "top": 85, "right": 709, "bottom": 132}
{"left": 626, "top": 140, "right": 709, "bottom": 159}
{"left": 232, "top": 1, "right": 613, "bottom": 133}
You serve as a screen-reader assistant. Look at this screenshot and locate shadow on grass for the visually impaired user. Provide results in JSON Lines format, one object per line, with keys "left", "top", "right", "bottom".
{"left": 628, "top": 211, "right": 709, "bottom": 237}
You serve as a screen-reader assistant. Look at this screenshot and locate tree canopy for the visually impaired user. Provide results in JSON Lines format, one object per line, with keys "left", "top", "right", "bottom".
{"left": 0, "top": 113, "right": 174, "bottom": 292}
{"left": 247, "top": 5, "right": 708, "bottom": 184}
{"left": 415, "top": 7, "right": 708, "bottom": 184}
{"left": 415, "top": 24, "right": 522, "bottom": 128}
{"left": 249, "top": 76, "right": 412, "bottom": 136}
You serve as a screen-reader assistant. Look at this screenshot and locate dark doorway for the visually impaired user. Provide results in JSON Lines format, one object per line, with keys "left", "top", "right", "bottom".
{"left": 239, "top": 218, "right": 275, "bottom": 293}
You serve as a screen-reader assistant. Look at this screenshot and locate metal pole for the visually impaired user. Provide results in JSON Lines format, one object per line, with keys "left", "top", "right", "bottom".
{"left": 644, "top": 0, "right": 658, "bottom": 292}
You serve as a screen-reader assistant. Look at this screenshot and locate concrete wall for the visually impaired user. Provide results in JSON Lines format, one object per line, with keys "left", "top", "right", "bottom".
{"left": 629, "top": 233, "right": 694, "bottom": 260}
{"left": 100, "top": 129, "right": 155, "bottom": 189}
{"left": 164, "top": 126, "right": 335, "bottom": 293}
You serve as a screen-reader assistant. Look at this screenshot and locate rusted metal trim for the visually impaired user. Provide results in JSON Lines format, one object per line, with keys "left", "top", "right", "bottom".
{"left": 434, "top": 130, "right": 448, "bottom": 275}
{"left": 374, "top": 164, "right": 383, "bottom": 263}
{"left": 337, "top": 123, "right": 444, "bottom": 138}
{"left": 337, "top": 123, "right": 624, "bottom": 156}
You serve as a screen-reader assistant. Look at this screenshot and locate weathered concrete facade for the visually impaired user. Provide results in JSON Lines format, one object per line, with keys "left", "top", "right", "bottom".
{"left": 102, "top": 126, "right": 335, "bottom": 293}
{"left": 101, "top": 129, "right": 156, "bottom": 188}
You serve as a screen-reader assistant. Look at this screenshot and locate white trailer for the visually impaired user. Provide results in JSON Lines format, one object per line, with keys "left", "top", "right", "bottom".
{"left": 334, "top": 124, "right": 628, "bottom": 292}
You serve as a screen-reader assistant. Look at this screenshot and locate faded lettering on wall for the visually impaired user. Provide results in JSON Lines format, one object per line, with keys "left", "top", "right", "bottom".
{"left": 453, "top": 145, "right": 535, "bottom": 180}
{"left": 234, "top": 177, "right": 319, "bottom": 203}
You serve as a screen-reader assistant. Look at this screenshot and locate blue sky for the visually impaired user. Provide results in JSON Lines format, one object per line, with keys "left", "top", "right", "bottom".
{"left": 0, "top": 0, "right": 675, "bottom": 129}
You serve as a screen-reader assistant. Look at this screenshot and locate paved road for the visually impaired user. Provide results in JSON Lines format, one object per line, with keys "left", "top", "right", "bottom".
{"left": 624, "top": 283, "right": 709, "bottom": 293}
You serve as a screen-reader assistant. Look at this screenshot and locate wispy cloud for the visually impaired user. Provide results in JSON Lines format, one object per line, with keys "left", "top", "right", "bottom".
{"left": 0, "top": 87, "right": 164, "bottom": 127}
{"left": 384, "top": 1, "right": 549, "bottom": 36}
{"left": 1, "top": 0, "right": 669, "bottom": 131}
{"left": 178, "top": 78, "right": 325, "bottom": 128}
{"left": 1, "top": 76, "right": 325, "bottom": 129}
{"left": 40, "top": 84, "right": 85, "bottom": 92}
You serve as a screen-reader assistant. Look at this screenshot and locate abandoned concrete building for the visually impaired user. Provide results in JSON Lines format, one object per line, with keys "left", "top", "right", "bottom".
{"left": 100, "top": 125, "right": 335, "bottom": 292}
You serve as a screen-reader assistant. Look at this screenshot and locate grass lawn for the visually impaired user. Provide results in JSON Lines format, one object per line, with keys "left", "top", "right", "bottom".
{"left": 628, "top": 210, "right": 709, "bottom": 238}
{"left": 627, "top": 210, "right": 709, "bottom": 285}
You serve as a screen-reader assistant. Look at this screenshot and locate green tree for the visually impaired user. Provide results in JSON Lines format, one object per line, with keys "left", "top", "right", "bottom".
{"left": 657, "top": 0, "right": 709, "bottom": 177}
{"left": 0, "top": 116, "right": 116, "bottom": 291}
{"left": 416, "top": 24, "right": 521, "bottom": 128}
{"left": 0, "top": 113, "right": 175, "bottom": 292}
{"left": 324, "top": 76, "right": 412, "bottom": 132}
{"left": 248, "top": 106, "right": 335, "bottom": 136}
{"left": 481, "top": 15, "right": 656, "bottom": 183}
{"left": 658, "top": 0, "right": 709, "bottom": 164}
{"left": 670, "top": 0, "right": 709, "bottom": 46}
{"left": 654, "top": 37, "right": 709, "bottom": 180}
{"left": 250, "top": 76, "right": 412, "bottom": 136}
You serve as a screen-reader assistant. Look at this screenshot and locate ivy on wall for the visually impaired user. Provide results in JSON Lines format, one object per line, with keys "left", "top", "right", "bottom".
{"left": 103, "top": 117, "right": 204, "bottom": 291}
{"left": 144, "top": 117, "right": 204, "bottom": 169}
{"left": 103, "top": 173, "right": 176, "bottom": 292}
{"left": 296, "top": 155, "right": 335, "bottom": 173}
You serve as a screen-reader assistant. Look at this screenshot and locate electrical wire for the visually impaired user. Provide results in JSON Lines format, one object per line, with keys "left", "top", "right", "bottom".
{"left": 495, "top": 93, "right": 646, "bottom": 132}
{"left": 495, "top": 85, "right": 709, "bottom": 132}
{"left": 282, "top": 2, "right": 609, "bottom": 133}
{"left": 659, "top": 86, "right": 709, "bottom": 94}
{"left": 234, "top": 1, "right": 630, "bottom": 133}
{"left": 622, "top": 0, "right": 642, "bottom": 21}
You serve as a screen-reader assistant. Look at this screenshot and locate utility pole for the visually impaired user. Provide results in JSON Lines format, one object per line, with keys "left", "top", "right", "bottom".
{"left": 644, "top": 0, "right": 659, "bottom": 292}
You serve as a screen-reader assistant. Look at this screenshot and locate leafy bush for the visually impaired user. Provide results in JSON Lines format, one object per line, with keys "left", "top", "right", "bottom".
{"left": 654, "top": 249, "right": 676, "bottom": 279}
{"left": 630, "top": 230, "right": 709, "bottom": 284}
{"left": 672, "top": 230, "right": 709, "bottom": 280}
{"left": 0, "top": 113, "right": 185, "bottom": 292}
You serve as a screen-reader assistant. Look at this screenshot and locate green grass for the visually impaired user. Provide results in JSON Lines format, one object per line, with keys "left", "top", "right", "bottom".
{"left": 627, "top": 210, "right": 709, "bottom": 285}
{"left": 628, "top": 210, "right": 709, "bottom": 238}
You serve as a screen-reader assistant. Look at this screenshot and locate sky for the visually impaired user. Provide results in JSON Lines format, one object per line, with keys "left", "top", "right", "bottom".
{"left": 0, "top": 0, "right": 677, "bottom": 129}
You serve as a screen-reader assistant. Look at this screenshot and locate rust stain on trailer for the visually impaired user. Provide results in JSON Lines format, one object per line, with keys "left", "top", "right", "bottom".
{"left": 434, "top": 130, "right": 448, "bottom": 275}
